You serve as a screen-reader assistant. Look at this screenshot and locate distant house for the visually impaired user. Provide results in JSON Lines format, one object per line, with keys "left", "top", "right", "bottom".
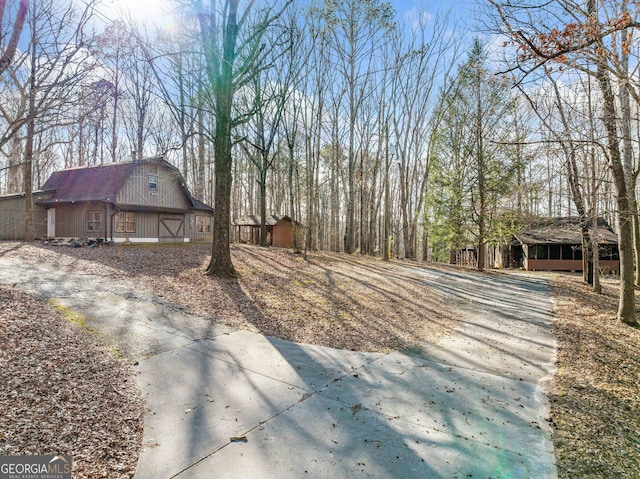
{"left": 0, "top": 158, "right": 213, "bottom": 243}
{"left": 233, "top": 214, "right": 303, "bottom": 249}
{"left": 511, "top": 217, "right": 619, "bottom": 273}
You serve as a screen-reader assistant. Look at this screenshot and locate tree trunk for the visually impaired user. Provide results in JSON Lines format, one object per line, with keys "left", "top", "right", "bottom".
{"left": 258, "top": 169, "right": 268, "bottom": 246}
{"left": 618, "top": 47, "right": 640, "bottom": 286}
{"left": 0, "top": 0, "right": 28, "bottom": 76}
{"left": 23, "top": 2, "right": 36, "bottom": 242}
{"left": 8, "top": 135, "right": 21, "bottom": 193}
{"left": 24, "top": 118, "right": 35, "bottom": 241}
{"left": 204, "top": 0, "right": 239, "bottom": 278}
{"left": 206, "top": 103, "right": 235, "bottom": 276}
{"left": 594, "top": 56, "right": 636, "bottom": 325}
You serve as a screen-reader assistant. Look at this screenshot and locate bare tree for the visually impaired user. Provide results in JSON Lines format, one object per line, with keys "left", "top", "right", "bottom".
{"left": 318, "top": 0, "right": 395, "bottom": 254}
{"left": 389, "top": 7, "right": 460, "bottom": 259}
{"left": 0, "top": 0, "right": 28, "bottom": 76}
{"left": 488, "top": 0, "right": 639, "bottom": 324}
{"left": 191, "top": 0, "right": 292, "bottom": 276}
{"left": 0, "top": 0, "right": 97, "bottom": 239}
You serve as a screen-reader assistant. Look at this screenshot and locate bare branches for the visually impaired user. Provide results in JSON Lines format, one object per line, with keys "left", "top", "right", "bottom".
{"left": 0, "top": 0, "right": 28, "bottom": 76}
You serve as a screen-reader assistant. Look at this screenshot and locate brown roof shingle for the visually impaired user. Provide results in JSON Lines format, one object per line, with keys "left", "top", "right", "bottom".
{"left": 41, "top": 162, "right": 134, "bottom": 203}
{"left": 515, "top": 217, "right": 618, "bottom": 245}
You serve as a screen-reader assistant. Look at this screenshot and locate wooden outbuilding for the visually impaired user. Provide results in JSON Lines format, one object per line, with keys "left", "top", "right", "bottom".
{"left": 0, "top": 157, "right": 213, "bottom": 243}
{"left": 233, "top": 214, "right": 303, "bottom": 249}
{"left": 510, "top": 217, "right": 619, "bottom": 273}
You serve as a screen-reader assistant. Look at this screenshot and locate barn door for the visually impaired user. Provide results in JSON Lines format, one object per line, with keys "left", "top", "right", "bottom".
{"left": 159, "top": 215, "right": 184, "bottom": 242}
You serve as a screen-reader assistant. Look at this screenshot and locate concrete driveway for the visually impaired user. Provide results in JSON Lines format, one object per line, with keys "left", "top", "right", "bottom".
{"left": 0, "top": 254, "right": 557, "bottom": 479}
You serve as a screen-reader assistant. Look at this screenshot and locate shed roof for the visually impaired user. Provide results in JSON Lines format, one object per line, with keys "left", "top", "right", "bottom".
{"left": 233, "top": 214, "right": 302, "bottom": 227}
{"left": 514, "top": 217, "right": 618, "bottom": 245}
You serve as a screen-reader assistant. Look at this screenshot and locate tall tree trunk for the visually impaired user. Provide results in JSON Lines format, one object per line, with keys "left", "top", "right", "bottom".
{"left": 618, "top": 44, "right": 640, "bottom": 286}
{"left": 594, "top": 51, "right": 636, "bottom": 325}
{"left": 196, "top": 106, "right": 206, "bottom": 200}
{"left": 204, "top": 0, "right": 238, "bottom": 278}
{"left": 0, "top": 0, "right": 28, "bottom": 76}
{"left": 24, "top": 118, "right": 35, "bottom": 241}
{"left": 111, "top": 53, "right": 119, "bottom": 163}
{"left": 23, "top": 1, "right": 37, "bottom": 242}
{"left": 8, "top": 135, "right": 21, "bottom": 193}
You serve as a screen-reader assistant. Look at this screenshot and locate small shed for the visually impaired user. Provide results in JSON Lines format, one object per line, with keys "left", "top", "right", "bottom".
{"left": 233, "top": 214, "right": 303, "bottom": 249}
{"left": 511, "top": 217, "right": 619, "bottom": 273}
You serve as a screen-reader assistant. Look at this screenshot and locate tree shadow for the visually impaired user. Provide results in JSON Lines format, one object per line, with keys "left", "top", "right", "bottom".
{"left": 0, "top": 241, "right": 557, "bottom": 477}
{"left": 146, "top": 278, "right": 552, "bottom": 478}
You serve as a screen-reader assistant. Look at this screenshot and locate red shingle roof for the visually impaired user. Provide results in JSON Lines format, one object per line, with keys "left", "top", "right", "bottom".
{"left": 37, "top": 158, "right": 212, "bottom": 211}
{"left": 41, "top": 162, "right": 135, "bottom": 203}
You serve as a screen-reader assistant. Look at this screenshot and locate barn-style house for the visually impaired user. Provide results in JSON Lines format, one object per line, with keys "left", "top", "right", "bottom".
{"left": 0, "top": 157, "right": 213, "bottom": 243}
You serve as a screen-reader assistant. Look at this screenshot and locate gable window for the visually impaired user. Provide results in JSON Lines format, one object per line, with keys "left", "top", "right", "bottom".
{"left": 115, "top": 212, "right": 136, "bottom": 233}
{"left": 86, "top": 211, "right": 103, "bottom": 233}
{"left": 149, "top": 175, "right": 158, "bottom": 191}
{"left": 196, "top": 215, "right": 211, "bottom": 233}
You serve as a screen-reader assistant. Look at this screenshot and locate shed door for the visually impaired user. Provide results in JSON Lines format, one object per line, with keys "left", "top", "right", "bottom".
{"left": 159, "top": 215, "right": 184, "bottom": 242}
{"left": 47, "top": 208, "right": 55, "bottom": 238}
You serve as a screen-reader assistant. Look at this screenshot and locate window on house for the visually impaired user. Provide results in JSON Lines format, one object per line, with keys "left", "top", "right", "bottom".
{"left": 196, "top": 215, "right": 211, "bottom": 233}
{"left": 599, "top": 244, "right": 619, "bottom": 261}
{"left": 149, "top": 175, "right": 158, "bottom": 191}
{"left": 549, "top": 244, "right": 561, "bottom": 260}
{"left": 115, "top": 212, "right": 136, "bottom": 233}
{"left": 573, "top": 245, "right": 583, "bottom": 260}
{"left": 86, "top": 211, "right": 103, "bottom": 233}
{"left": 561, "top": 244, "right": 574, "bottom": 260}
{"left": 532, "top": 244, "right": 548, "bottom": 259}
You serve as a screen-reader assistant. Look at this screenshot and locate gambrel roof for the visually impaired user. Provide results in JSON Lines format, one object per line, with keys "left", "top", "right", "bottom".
{"left": 41, "top": 162, "right": 135, "bottom": 203}
{"left": 36, "top": 157, "right": 210, "bottom": 210}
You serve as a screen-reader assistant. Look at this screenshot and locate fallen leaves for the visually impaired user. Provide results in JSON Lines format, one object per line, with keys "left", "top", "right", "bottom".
{"left": 550, "top": 274, "right": 640, "bottom": 478}
{"left": 0, "top": 284, "right": 142, "bottom": 479}
{"left": 4, "top": 242, "right": 460, "bottom": 354}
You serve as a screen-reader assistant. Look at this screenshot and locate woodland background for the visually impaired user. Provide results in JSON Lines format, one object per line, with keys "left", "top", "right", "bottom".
{"left": 0, "top": 0, "right": 637, "bottom": 272}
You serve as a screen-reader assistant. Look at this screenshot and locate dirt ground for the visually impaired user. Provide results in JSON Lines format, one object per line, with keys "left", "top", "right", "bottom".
{"left": 1, "top": 241, "right": 639, "bottom": 478}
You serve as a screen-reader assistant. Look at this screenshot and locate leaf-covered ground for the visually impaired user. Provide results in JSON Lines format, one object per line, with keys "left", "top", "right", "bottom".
{"left": 0, "top": 285, "right": 142, "bottom": 479}
{"left": 0, "top": 241, "right": 460, "bottom": 478}
{"left": 3, "top": 241, "right": 638, "bottom": 478}
{"left": 550, "top": 274, "right": 640, "bottom": 478}
{"left": 9, "top": 242, "right": 461, "bottom": 353}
